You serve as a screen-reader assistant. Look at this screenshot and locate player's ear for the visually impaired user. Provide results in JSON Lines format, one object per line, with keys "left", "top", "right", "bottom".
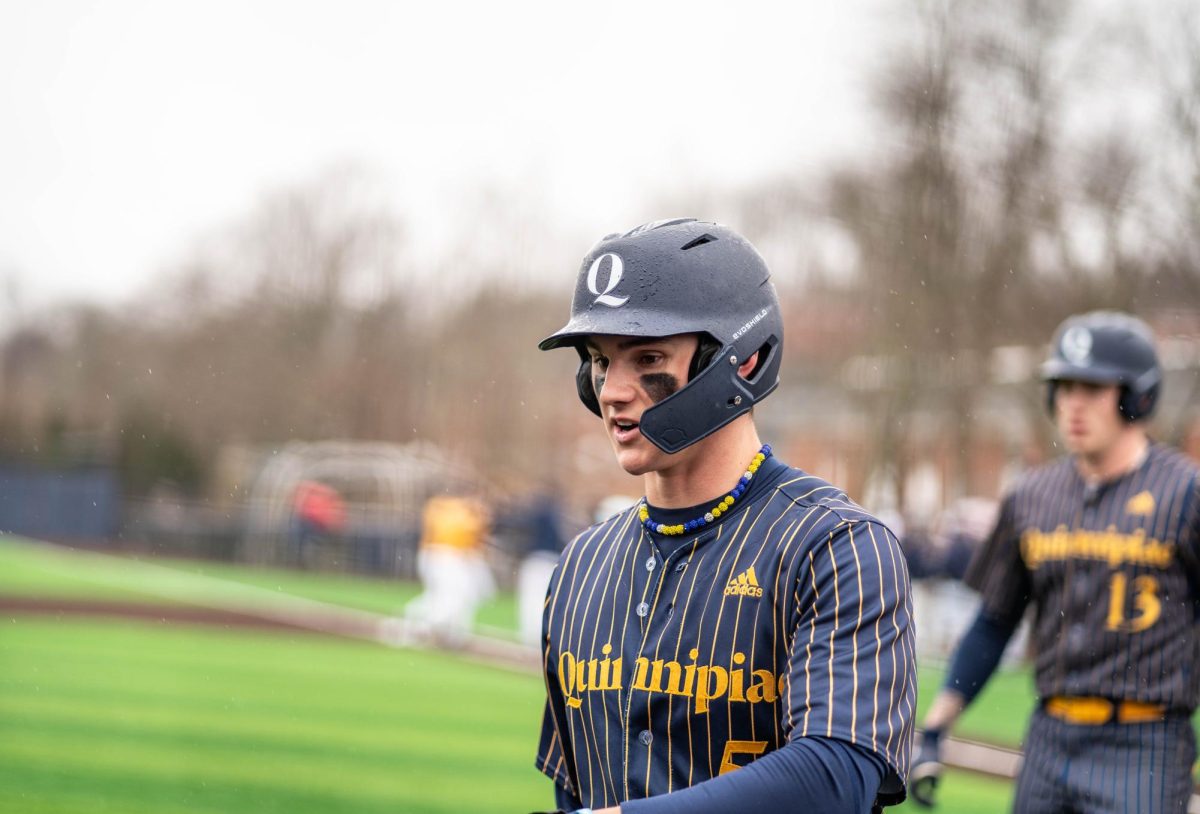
{"left": 736, "top": 351, "right": 759, "bottom": 380}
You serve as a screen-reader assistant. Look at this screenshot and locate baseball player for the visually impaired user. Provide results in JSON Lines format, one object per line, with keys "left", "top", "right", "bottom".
{"left": 404, "top": 491, "right": 494, "bottom": 646}
{"left": 533, "top": 219, "right": 916, "bottom": 813}
{"left": 911, "top": 311, "right": 1200, "bottom": 813}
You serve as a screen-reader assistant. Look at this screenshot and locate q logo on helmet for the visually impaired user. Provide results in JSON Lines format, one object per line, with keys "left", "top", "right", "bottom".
{"left": 1062, "top": 326, "right": 1092, "bottom": 365}
{"left": 587, "top": 253, "right": 629, "bottom": 308}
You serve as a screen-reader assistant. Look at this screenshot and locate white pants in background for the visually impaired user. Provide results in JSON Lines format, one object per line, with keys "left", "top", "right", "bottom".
{"left": 517, "top": 550, "right": 560, "bottom": 648}
{"left": 406, "top": 545, "right": 494, "bottom": 645}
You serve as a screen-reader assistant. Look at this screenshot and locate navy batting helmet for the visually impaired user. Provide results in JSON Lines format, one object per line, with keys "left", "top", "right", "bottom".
{"left": 538, "top": 218, "right": 783, "bottom": 454}
{"left": 1041, "top": 310, "right": 1161, "bottom": 421}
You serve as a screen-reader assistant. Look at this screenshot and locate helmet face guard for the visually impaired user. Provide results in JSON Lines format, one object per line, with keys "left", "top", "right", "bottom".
{"left": 1041, "top": 311, "right": 1161, "bottom": 422}
{"left": 539, "top": 218, "right": 784, "bottom": 453}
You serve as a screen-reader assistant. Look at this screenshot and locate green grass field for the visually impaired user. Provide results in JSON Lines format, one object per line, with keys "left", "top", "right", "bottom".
{"left": 0, "top": 618, "right": 549, "bottom": 813}
{"left": 0, "top": 535, "right": 1023, "bottom": 813}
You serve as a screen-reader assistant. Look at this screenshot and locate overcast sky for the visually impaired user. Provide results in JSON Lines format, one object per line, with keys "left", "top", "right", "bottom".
{"left": 0, "top": 0, "right": 891, "bottom": 309}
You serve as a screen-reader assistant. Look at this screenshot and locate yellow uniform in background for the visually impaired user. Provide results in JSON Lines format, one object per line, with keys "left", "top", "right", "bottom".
{"left": 405, "top": 495, "right": 494, "bottom": 645}
{"left": 420, "top": 496, "right": 488, "bottom": 552}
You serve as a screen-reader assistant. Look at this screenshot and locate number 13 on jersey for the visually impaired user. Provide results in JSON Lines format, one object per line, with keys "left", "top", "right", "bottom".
{"left": 1105, "top": 571, "right": 1161, "bottom": 633}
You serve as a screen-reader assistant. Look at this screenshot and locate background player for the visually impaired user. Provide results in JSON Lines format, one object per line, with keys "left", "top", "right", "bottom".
{"left": 911, "top": 311, "right": 1200, "bottom": 813}
{"left": 403, "top": 489, "right": 494, "bottom": 646}
{"left": 533, "top": 219, "right": 916, "bottom": 813}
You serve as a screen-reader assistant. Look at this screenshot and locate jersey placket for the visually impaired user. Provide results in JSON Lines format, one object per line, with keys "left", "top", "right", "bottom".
{"left": 620, "top": 529, "right": 711, "bottom": 799}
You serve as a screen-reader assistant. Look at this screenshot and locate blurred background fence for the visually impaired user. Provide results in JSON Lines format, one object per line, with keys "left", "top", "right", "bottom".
{"left": 0, "top": 0, "right": 1198, "bottom": 596}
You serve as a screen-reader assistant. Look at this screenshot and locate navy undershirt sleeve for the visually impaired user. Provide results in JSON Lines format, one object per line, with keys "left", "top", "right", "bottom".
{"left": 942, "top": 608, "right": 1022, "bottom": 705}
{"left": 618, "top": 737, "right": 885, "bottom": 814}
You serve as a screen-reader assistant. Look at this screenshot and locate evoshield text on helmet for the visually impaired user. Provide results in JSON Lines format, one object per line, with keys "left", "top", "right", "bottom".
{"left": 538, "top": 218, "right": 783, "bottom": 454}
{"left": 1041, "top": 310, "right": 1161, "bottom": 422}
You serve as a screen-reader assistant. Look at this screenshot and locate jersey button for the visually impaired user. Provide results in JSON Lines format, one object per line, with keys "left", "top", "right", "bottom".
{"left": 674, "top": 561, "right": 688, "bottom": 573}
{"left": 639, "top": 730, "right": 653, "bottom": 745}
{"left": 646, "top": 556, "right": 656, "bottom": 572}
{"left": 636, "top": 602, "right": 649, "bottom": 617}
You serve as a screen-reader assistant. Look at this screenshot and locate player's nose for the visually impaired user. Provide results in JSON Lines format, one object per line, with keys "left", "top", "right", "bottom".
{"left": 597, "top": 361, "right": 637, "bottom": 406}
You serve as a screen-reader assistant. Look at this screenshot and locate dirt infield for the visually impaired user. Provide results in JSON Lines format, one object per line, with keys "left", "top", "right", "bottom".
{"left": 0, "top": 593, "right": 540, "bottom": 672}
{"left": 0, "top": 596, "right": 349, "bottom": 633}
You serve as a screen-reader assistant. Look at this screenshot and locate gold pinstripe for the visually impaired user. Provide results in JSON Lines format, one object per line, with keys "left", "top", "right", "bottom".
{"left": 764, "top": 518, "right": 797, "bottom": 748}
{"left": 596, "top": 515, "right": 641, "bottom": 803}
{"left": 825, "top": 531, "right": 841, "bottom": 737}
{"left": 679, "top": 521, "right": 738, "bottom": 780}
{"left": 701, "top": 517, "right": 754, "bottom": 777}
{"left": 770, "top": 505, "right": 825, "bottom": 744}
{"left": 664, "top": 535, "right": 705, "bottom": 792}
{"left": 582, "top": 511, "right": 639, "bottom": 804}
{"left": 866, "top": 524, "right": 886, "bottom": 755}
{"left": 800, "top": 548, "right": 821, "bottom": 736}
{"left": 847, "top": 522, "right": 865, "bottom": 745}
{"left": 670, "top": 535, "right": 711, "bottom": 790}
{"left": 720, "top": 492, "right": 793, "bottom": 739}
{"left": 882, "top": 523, "right": 914, "bottom": 768}
{"left": 541, "top": 728, "right": 559, "bottom": 774}
{"left": 758, "top": 516, "right": 800, "bottom": 748}
{"left": 542, "top": 528, "right": 588, "bottom": 777}
{"left": 564, "top": 520, "right": 624, "bottom": 797}
{"left": 541, "top": 528, "right": 593, "bottom": 792}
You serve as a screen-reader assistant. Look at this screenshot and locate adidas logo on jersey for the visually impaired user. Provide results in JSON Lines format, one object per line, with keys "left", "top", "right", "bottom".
{"left": 1125, "top": 491, "right": 1155, "bottom": 516}
{"left": 724, "top": 566, "right": 763, "bottom": 598}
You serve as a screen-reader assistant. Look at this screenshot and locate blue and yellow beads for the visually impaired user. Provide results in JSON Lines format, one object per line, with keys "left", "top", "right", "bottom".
{"left": 639, "top": 444, "right": 772, "bottom": 536}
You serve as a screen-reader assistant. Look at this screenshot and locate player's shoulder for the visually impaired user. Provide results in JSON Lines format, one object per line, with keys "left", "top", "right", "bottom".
{"left": 563, "top": 500, "right": 640, "bottom": 555}
{"left": 1146, "top": 441, "right": 1200, "bottom": 480}
{"left": 1006, "top": 455, "right": 1075, "bottom": 499}
{"left": 771, "top": 463, "right": 895, "bottom": 534}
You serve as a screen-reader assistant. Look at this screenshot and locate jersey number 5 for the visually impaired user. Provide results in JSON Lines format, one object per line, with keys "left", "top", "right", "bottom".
{"left": 719, "top": 740, "right": 768, "bottom": 775}
{"left": 1105, "top": 572, "right": 1161, "bottom": 633}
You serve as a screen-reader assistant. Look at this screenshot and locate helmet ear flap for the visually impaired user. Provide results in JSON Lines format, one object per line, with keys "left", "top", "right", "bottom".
{"left": 1045, "top": 381, "right": 1058, "bottom": 416}
{"left": 575, "top": 356, "right": 602, "bottom": 417}
{"left": 1118, "top": 382, "right": 1159, "bottom": 422}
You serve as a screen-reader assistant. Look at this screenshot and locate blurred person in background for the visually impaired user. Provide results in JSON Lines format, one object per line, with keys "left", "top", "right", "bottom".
{"left": 290, "top": 479, "right": 347, "bottom": 568}
{"left": 404, "top": 489, "right": 494, "bottom": 647}
{"left": 908, "top": 497, "right": 1002, "bottom": 663}
{"left": 532, "top": 219, "right": 915, "bottom": 814}
{"left": 518, "top": 488, "right": 566, "bottom": 647}
{"left": 911, "top": 311, "right": 1200, "bottom": 814}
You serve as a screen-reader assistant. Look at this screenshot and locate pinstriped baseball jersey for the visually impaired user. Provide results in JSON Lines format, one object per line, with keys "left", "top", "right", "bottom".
{"left": 966, "top": 443, "right": 1200, "bottom": 708}
{"left": 535, "top": 457, "right": 916, "bottom": 808}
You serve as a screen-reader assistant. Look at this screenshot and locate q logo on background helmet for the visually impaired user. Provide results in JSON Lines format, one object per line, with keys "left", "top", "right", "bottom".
{"left": 1061, "top": 326, "right": 1092, "bottom": 365}
{"left": 587, "top": 253, "right": 629, "bottom": 308}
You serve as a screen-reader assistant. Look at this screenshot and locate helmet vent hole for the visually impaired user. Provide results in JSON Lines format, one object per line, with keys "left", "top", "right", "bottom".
{"left": 680, "top": 234, "right": 718, "bottom": 251}
{"left": 744, "top": 342, "right": 773, "bottom": 382}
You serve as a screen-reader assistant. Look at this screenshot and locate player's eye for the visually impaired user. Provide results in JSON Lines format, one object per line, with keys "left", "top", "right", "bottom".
{"left": 637, "top": 353, "right": 664, "bottom": 367}
{"left": 590, "top": 355, "right": 609, "bottom": 371}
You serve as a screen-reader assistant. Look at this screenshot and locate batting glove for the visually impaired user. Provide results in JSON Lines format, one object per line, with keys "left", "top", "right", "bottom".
{"left": 909, "top": 728, "right": 944, "bottom": 808}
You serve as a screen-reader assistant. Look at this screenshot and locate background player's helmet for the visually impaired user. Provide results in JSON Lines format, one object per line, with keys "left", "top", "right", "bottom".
{"left": 538, "top": 218, "right": 783, "bottom": 454}
{"left": 1041, "top": 310, "right": 1161, "bottom": 421}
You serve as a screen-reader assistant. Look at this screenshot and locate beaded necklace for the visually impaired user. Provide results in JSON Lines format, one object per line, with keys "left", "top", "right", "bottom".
{"left": 638, "top": 444, "right": 772, "bottom": 536}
